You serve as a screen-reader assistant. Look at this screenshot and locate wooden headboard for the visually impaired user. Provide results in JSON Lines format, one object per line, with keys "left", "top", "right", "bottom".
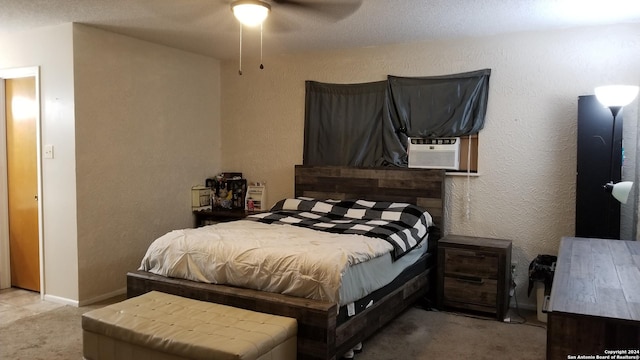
{"left": 294, "top": 165, "right": 445, "bottom": 230}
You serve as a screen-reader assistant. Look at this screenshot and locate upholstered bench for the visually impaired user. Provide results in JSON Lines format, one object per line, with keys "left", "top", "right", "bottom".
{"left": 82, "top": 291, "right": 297, "bottom": 360}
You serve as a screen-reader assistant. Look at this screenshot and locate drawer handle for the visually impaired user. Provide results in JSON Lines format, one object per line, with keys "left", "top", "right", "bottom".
{"left": 455, "top": 276, "right": 485, "bottom": 285}
{"left": 456, "top": 254, "right": 486, "bottom": 260}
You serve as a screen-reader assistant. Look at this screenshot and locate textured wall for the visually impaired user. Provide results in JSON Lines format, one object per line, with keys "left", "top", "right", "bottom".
{"left": 221, "top": 24, "right": 640, "bottom": 308}
{"left": 73, "top": 25, "right": 222, "bottom": 303}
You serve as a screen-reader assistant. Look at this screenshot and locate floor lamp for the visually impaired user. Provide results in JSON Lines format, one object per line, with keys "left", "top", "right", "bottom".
{"left": 594, "top": 85, "right": 639, "bottom": 204}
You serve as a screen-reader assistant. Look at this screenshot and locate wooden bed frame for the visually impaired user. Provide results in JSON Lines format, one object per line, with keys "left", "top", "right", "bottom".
{"left": 127, "top": 165, "right": 445, "bottom": 360}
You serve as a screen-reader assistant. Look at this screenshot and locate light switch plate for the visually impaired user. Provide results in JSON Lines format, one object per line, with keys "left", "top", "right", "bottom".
{"left": 44, "top": 145, "right": 54, "bottom": 159}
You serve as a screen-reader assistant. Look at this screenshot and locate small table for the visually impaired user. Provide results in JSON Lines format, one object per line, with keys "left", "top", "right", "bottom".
{"left": 546, "top": 237, "right": 640, "bottom": 359}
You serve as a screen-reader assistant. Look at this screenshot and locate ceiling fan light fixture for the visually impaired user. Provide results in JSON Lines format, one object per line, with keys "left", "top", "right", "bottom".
{"left": 231, "top": 0, "right": 271, "bottom": 27}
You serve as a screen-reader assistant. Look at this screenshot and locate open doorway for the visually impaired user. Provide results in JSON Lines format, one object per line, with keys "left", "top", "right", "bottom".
{"left": 0, "top": 67, "right": 43, "bottom": 296}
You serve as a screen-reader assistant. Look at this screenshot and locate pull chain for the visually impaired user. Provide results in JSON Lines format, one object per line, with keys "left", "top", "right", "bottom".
{"left": 238, "top": 23, "right": 243, "bottom": 75}
{"left": 238, "top": 22, "right": 266, "bottom": 74}
{"left": 465, "top": 134, "right": 472, "bottom": 220}
{"left": 260, "top": 23, "right": 264, "bottom": 70}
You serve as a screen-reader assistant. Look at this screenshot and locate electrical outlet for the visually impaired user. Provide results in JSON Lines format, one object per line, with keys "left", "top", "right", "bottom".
{"left": 509, "top": 263, "right": 518, "bottom": 298}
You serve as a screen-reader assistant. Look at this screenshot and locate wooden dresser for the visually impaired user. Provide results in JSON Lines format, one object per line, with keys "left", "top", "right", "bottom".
{"left": 546, "top": 237, "right": 640, "bottom": 359}
{"left": 437, "top": 235, "right": 512, "bottom": 320}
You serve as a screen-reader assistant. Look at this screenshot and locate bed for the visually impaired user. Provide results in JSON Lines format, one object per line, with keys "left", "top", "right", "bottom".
{"left": 127, "top": 165, "right": 445, "bottom": 360}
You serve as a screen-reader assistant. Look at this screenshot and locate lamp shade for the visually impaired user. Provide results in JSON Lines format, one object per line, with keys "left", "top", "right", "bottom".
{"left": 231, "top": 0, "right": 270, "bottom": 27}
{"left": 594, "top": 85, "right": 639, "bottom": 108}
{"left": 604, "top": 181, "right": 634, "bottom": 204}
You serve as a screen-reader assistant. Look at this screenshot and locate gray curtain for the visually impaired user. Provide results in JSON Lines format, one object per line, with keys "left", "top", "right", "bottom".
{"left": 304, "top": 69, "right": 491, "bottom": 167}
{"left": 384, "top": 69, "right": 491, "bottom": 165}
{"left": 304, "top": 80, "right": 387, "bottom": 166}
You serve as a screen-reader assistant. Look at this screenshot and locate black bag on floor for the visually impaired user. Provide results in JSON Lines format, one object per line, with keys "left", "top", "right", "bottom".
{"left": 527, "top": 255, "right": 557, "bottom": 297}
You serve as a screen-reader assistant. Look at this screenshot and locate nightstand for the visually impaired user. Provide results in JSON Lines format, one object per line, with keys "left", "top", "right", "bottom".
{"left": 193, "top": 209, "right": 258, "bottom": 227}
{"left": 437, "top": 235, "right": 512, "bottom": 320}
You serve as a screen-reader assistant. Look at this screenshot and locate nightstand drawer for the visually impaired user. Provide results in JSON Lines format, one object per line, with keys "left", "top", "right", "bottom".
{"left": 444, "top": 249, "right": 498, "bottom": 279}
{"left": 443, "top": 276, "right": 497, "bottom": 307}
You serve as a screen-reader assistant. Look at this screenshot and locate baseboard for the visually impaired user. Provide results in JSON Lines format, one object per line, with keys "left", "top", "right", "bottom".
{"left": 43, "top": 287, "right": 127, "bottom": 307}
{"left": 44, "top": 294, "right": 79, "bottom": 307}
{"left": 78, "top": 287, "right": 127, "bottom": 307}
{"left": 510, "top": 295, "right": 536, "bottom": 311}
{"left": 514, "top": 302, "right": 536, "bottom": 311}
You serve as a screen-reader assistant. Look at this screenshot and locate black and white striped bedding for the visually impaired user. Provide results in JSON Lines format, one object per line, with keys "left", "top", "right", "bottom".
{"left": 247, "top": 198, "right": 433, "bottom": 260}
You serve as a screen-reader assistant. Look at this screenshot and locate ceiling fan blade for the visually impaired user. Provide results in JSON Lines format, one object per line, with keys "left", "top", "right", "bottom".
{"left": 264, "top": 15, "right": 297, "bottom": 33}
{"left": 139, "top": 0, "right": 220, "bottom": 23}
{"left": 271, "top": 0, "right": 362, "bottom": 22}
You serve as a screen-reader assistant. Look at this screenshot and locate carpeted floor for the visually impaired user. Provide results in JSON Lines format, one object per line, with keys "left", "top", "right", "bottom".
{"left": 1, "top": 306, "right": 87, "bottom": 360}
{"left": 358, "top": 308, "right": 545, "bottom": 359}
{"left": 0, "top": 303, "right": 545, "bottom": 359}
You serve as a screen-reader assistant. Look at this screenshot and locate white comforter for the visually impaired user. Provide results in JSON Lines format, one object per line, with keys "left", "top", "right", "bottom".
{"left": 139, "top": 220, "right": 394, "bottom": 304}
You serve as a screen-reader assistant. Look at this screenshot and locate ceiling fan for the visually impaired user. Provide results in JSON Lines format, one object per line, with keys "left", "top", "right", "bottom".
{"left": 228, "top": 0, "right": 362, "bottom": 74}
{"left": 229, "top": 0, "right": 362, "bottom": 27}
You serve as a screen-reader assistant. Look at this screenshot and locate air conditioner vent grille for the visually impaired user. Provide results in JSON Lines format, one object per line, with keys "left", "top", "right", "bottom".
{"left": 408, "top": 137, "right": 460, "bottom": 170}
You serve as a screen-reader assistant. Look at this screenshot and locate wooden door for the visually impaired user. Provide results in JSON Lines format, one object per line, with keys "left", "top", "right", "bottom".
{"left": 5, "top": 76, "right": 40, "bottom": 292}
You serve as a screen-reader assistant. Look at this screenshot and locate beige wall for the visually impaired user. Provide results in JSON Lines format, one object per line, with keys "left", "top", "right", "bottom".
{"left": 0, "top": 24, "right": 79, "bottom": 302}
{"left": 220, "top": 23, "right": 640, "bottom": 308}
{"left": 73, "top": 24, "right": 222, "bottom": 304}
{"left": 1, "top": 23, "right": 223, "bottom": 305}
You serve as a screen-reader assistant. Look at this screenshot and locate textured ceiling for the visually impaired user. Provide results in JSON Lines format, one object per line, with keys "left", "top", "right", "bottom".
{"left": 1, "top": 0, "right": 640, "bottom": 60}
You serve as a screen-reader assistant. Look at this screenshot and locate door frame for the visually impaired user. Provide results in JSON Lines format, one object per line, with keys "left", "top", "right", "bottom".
{"left": 0, "top": 66, "right": 44, "bottom": 297}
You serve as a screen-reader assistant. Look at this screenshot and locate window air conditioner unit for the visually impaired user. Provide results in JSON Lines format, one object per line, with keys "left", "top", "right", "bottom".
{"left": 408, "top": 137, "right": 460, "bottom": 170}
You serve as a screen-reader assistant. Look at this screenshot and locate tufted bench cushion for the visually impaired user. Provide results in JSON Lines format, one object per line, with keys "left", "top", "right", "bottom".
{"left": 82, "top": 291, "right": 297, "bottom": 360}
